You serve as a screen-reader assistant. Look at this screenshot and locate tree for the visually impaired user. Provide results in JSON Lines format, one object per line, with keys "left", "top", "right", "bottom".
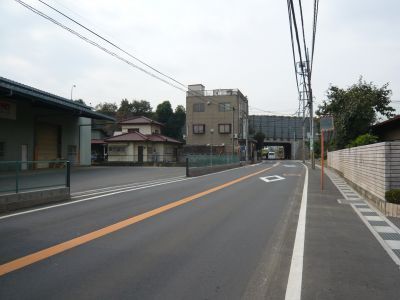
{"left": 131, "top": 100, "right": 153, "bottom": 117}
{"left": 74, "top": 99, "right": 87, "bottom": 106}
{"left": 117, "top": 98, "right": 133, "bottom": 121}
{"left": 95, "top": 102, "right": 118, "bottom": 117}
{"left": 94, "top": 102, "right": 118, "bottom": 136}
{"left": 316, "top": 77, "right": 394, "bottom": 149}
{"left": 253, "top": 132, "right": 266, "bottom": 150}
{"left": 156, "top": 101, "right": 173, "bottom": 124}
{"left": 167, "top": 105, "right": 186, "bottom": 140}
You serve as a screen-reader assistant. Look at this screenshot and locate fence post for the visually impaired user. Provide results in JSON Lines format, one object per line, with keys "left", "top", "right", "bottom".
{"left": 15, "top": 161, "right": 20, "bottom": 193}
{"left": 186, "top": 157, "right": 189, "bottom": 177}
{"left": 66, "top": 161, "right": 71, "bottom": 188}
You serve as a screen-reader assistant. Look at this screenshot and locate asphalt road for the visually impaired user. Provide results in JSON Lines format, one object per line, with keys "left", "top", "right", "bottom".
{"left": 2, "top": 161, "right": 400, "bottom": 299}
{"left": 0, "top": 161, "right": 304, "bottom": 299}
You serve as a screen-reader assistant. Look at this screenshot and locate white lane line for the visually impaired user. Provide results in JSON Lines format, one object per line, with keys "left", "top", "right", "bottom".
{"left": 0, "top": 178, "right": 188, "bottom": 221}
{"left": 386, "top": 240, "right": 400, "bottom": 249}
{"left": 71, "top": 177, "right": 186, "bottom": 199}
{"left": 358, "top": 208, "right": 374, "bottom": 213}
{"left": 0, "top": 162, "right": 271, "bottom": 221}
{"left": 71, "top": 176, "right": 185, "bottom": 196}
{"left": 285, "top": 163, "right": 308, "bottom": 300}
{"left": 373, "top": 226, "right": 397, "bottom": 233}
{"left": 364, "top": 216, "right": 383, "bottom": 221}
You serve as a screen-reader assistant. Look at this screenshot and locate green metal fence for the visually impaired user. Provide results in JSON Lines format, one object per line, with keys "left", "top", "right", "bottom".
{"left": 187, "top": 155, "right": 240, "bottom": 168}
{"left": 0, "top": 161, "right": 70, "bottom": 195}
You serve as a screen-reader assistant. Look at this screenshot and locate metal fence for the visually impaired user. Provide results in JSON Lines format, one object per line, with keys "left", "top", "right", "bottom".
{"left": 106, "top": 154, "right": 178, "bottom": 163}
{"left": 187, "top": 155, "right": 240, "bottom": 168}
{"left": 0, "top": 161, "right": 70, "bottom": 195}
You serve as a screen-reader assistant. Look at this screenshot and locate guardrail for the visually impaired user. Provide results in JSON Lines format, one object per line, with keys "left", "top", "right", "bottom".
{"left": 0, "top": 160, "right": 70, "bottom": 195}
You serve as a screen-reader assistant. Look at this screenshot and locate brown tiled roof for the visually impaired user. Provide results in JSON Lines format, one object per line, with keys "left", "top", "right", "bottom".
{"left": 105, "top": 131, "right": 148, "bottom": 142}
{"left": 105, "top": 132, "right": 182, "bottom": 144}
{"left": 119, "top": 116, "right": 164, "bottom": 127}
{"left": 147, "top": 134, "right": 182, "bottom": 144}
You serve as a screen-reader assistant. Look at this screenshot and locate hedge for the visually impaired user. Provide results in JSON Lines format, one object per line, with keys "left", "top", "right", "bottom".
{"left": 385, "top": 189, "right": 400, "bottom": 204}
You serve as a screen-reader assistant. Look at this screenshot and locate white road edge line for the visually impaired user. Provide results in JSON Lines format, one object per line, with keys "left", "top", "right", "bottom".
{"left": 350, "top": 204, "right": 400, "bottom": 267}
{"left": 0, "top": 178, "right": 188, "bottom": 221}
{"left": 0, "top": 161, "right": 268, "bottom": 221}
{"left": 285, "top": 163, "right": 308, "bottom": 300}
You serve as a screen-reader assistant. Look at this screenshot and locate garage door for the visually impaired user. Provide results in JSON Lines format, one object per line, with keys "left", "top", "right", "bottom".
{"left": 35, "top": 123, "right": 59, "bottom": 168}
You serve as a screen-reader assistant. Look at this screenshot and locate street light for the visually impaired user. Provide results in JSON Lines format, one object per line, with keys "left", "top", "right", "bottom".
{"left": 70, "top": 84, "right": 76, "bottom": 100}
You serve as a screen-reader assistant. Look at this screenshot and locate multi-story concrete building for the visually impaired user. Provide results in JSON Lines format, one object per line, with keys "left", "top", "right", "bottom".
{"left": 186, "top": 84, "right": 249, "bottom": 155}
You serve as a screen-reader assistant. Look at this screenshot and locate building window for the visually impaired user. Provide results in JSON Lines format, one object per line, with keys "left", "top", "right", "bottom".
{"left": 0, "top": 142, "right": 4, "bottom": 159}
{"left": 128, "top": 128, "right": 139, "bottom": 133}
{"left": 218, "top": 124, "right": 231, "bottom": 134}
{"left": 219, "top": 103, "right": 231, "bottom": 112}
{"left": 193, "top": 103, "right": 205, "bottom": 112}
{"left": 109, "top": 146, "right": 126, "bottom": 153}
{"left": 193, "top": 124, "right": 205, "bottom": 134}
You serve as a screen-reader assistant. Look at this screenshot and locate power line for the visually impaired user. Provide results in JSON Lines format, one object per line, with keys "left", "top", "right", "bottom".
{"left": 16, "top": 0, "right": 280, "bottom": 117}
{"left": 37, "top": 0, "right": 188, "bottom": 90}
{"left": 14, "top": 0, "right": 188, "bottom": 93}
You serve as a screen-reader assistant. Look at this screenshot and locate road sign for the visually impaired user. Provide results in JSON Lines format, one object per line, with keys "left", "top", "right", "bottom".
{"left": 259, "top": 175, "right": 285, "bottom": 183}
{"left": 320, "top": 116, "right": 334, "bottom": 132}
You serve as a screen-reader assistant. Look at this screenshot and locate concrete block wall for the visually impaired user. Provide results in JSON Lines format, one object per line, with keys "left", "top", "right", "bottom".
{"left": 327, "top": 141, "right": 400, "bottom": 201}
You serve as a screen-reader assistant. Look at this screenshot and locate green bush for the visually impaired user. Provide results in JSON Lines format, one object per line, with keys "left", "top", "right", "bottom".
{"left": 385, "top": 189, "right": 400, "bottom": 204}
{"left": 348, "top": 133, "right": 378, "bottom": 148}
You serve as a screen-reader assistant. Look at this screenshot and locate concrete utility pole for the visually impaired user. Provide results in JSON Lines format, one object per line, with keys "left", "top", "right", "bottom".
{"left": 305, "top": 49, "right": 315, "bottom": 169}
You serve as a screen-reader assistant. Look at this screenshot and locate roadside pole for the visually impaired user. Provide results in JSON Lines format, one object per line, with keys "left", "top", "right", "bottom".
{"left": 321, "top": 130, "right": 324, "bottom": 190}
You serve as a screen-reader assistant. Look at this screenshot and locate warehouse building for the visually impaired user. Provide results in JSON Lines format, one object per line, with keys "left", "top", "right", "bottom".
{"left": 0, "top": 77, "right": 114, "bottom": 167}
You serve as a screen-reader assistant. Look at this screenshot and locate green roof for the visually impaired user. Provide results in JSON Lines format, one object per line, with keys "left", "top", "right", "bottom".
{"left": 0, "top": 76, "right": 115, "bottom": 121}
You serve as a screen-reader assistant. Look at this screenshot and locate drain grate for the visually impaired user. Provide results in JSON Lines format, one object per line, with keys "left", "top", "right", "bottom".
{"left": 368, "top": 221, "right": 388, "bottom": 226}
{"left": 393, "top": 249, "right": 400, "bottom": 258}
{"left": 379, "top": 232, "right": 400, "bottom": 241}
{"left": 361, "top": 211, "right": 379, "bottom": 216}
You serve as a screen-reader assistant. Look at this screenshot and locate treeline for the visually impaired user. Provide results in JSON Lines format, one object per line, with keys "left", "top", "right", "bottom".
{"left": 95, "top": 99, "right": 186, "bottom": 140}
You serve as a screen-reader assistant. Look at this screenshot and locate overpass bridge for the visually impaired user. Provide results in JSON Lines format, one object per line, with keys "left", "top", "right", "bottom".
{"left": 249, "top": 115, "right": 314, "bottom": 160}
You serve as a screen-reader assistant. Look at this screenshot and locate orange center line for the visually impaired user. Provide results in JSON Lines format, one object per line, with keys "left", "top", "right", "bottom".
{"left": 0, "top": 164, "right": 278, "bottom": 277}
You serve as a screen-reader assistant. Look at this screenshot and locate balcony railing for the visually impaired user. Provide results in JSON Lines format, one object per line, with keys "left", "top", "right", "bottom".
{"left": 187, "top": 89, "right": 243, "bottom": 97}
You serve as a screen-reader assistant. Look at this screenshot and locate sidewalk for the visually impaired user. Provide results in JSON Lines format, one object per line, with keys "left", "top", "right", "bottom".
{"left": 302, "top": 165, "right": 400, "bottom": 299}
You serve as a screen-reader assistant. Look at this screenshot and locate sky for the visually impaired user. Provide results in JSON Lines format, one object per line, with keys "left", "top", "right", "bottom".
{"left": 1, "top": 0, "right": 399, "bottom": 116}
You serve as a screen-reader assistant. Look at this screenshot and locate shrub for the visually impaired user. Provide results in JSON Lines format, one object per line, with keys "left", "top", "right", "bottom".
{"left": 348, "top": 133, "right": 378, "bottom": 148}
{"left": 385, "top": 189, "right": 400, "bottom": 204}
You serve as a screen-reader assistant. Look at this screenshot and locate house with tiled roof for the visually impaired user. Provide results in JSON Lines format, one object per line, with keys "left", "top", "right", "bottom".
{"left": 106, "top": 116, "right": 182, "bottom": 163}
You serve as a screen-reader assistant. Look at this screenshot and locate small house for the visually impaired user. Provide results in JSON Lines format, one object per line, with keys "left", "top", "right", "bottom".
{"left": 106, "top": 116, "right": 182, "bottom": 163}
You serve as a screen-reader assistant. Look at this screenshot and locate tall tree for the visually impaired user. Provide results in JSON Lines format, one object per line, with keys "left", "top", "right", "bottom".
{"left": 131, "top": 100, "right": 153, "bottom": 117}
{"left": 317, "top": 78, "right": 394, "bottom": 149}
{"left": 95, "top": 102, "right": 118, "bottom": 117}
{"left": 94, "top": 102, "right": 118, "bottom": 136}
{"left": 253, "top": 132, "right": 266, "bottom": 150}
{"left": 156, "top": 101, "right": 173, "bottom": 124}
{"left": 117, "top": 98, "right": 133, "bottom": 121}
{"left": 167, "top": 105, "right": 186, "bottom": 140}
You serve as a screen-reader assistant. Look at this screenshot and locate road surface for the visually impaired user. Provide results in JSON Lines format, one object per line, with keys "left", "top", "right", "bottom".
{"left": 1, "top": 161, "right": 400, "bottom": 299}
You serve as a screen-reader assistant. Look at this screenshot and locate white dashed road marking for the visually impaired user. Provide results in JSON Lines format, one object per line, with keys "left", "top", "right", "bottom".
{"left": 325, "top": 168, "right": 400, "bottom": 266}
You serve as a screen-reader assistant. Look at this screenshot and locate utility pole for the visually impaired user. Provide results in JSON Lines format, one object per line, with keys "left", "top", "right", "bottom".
{"left": 306, "top": 49, "right": 315, "bottom": 169}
